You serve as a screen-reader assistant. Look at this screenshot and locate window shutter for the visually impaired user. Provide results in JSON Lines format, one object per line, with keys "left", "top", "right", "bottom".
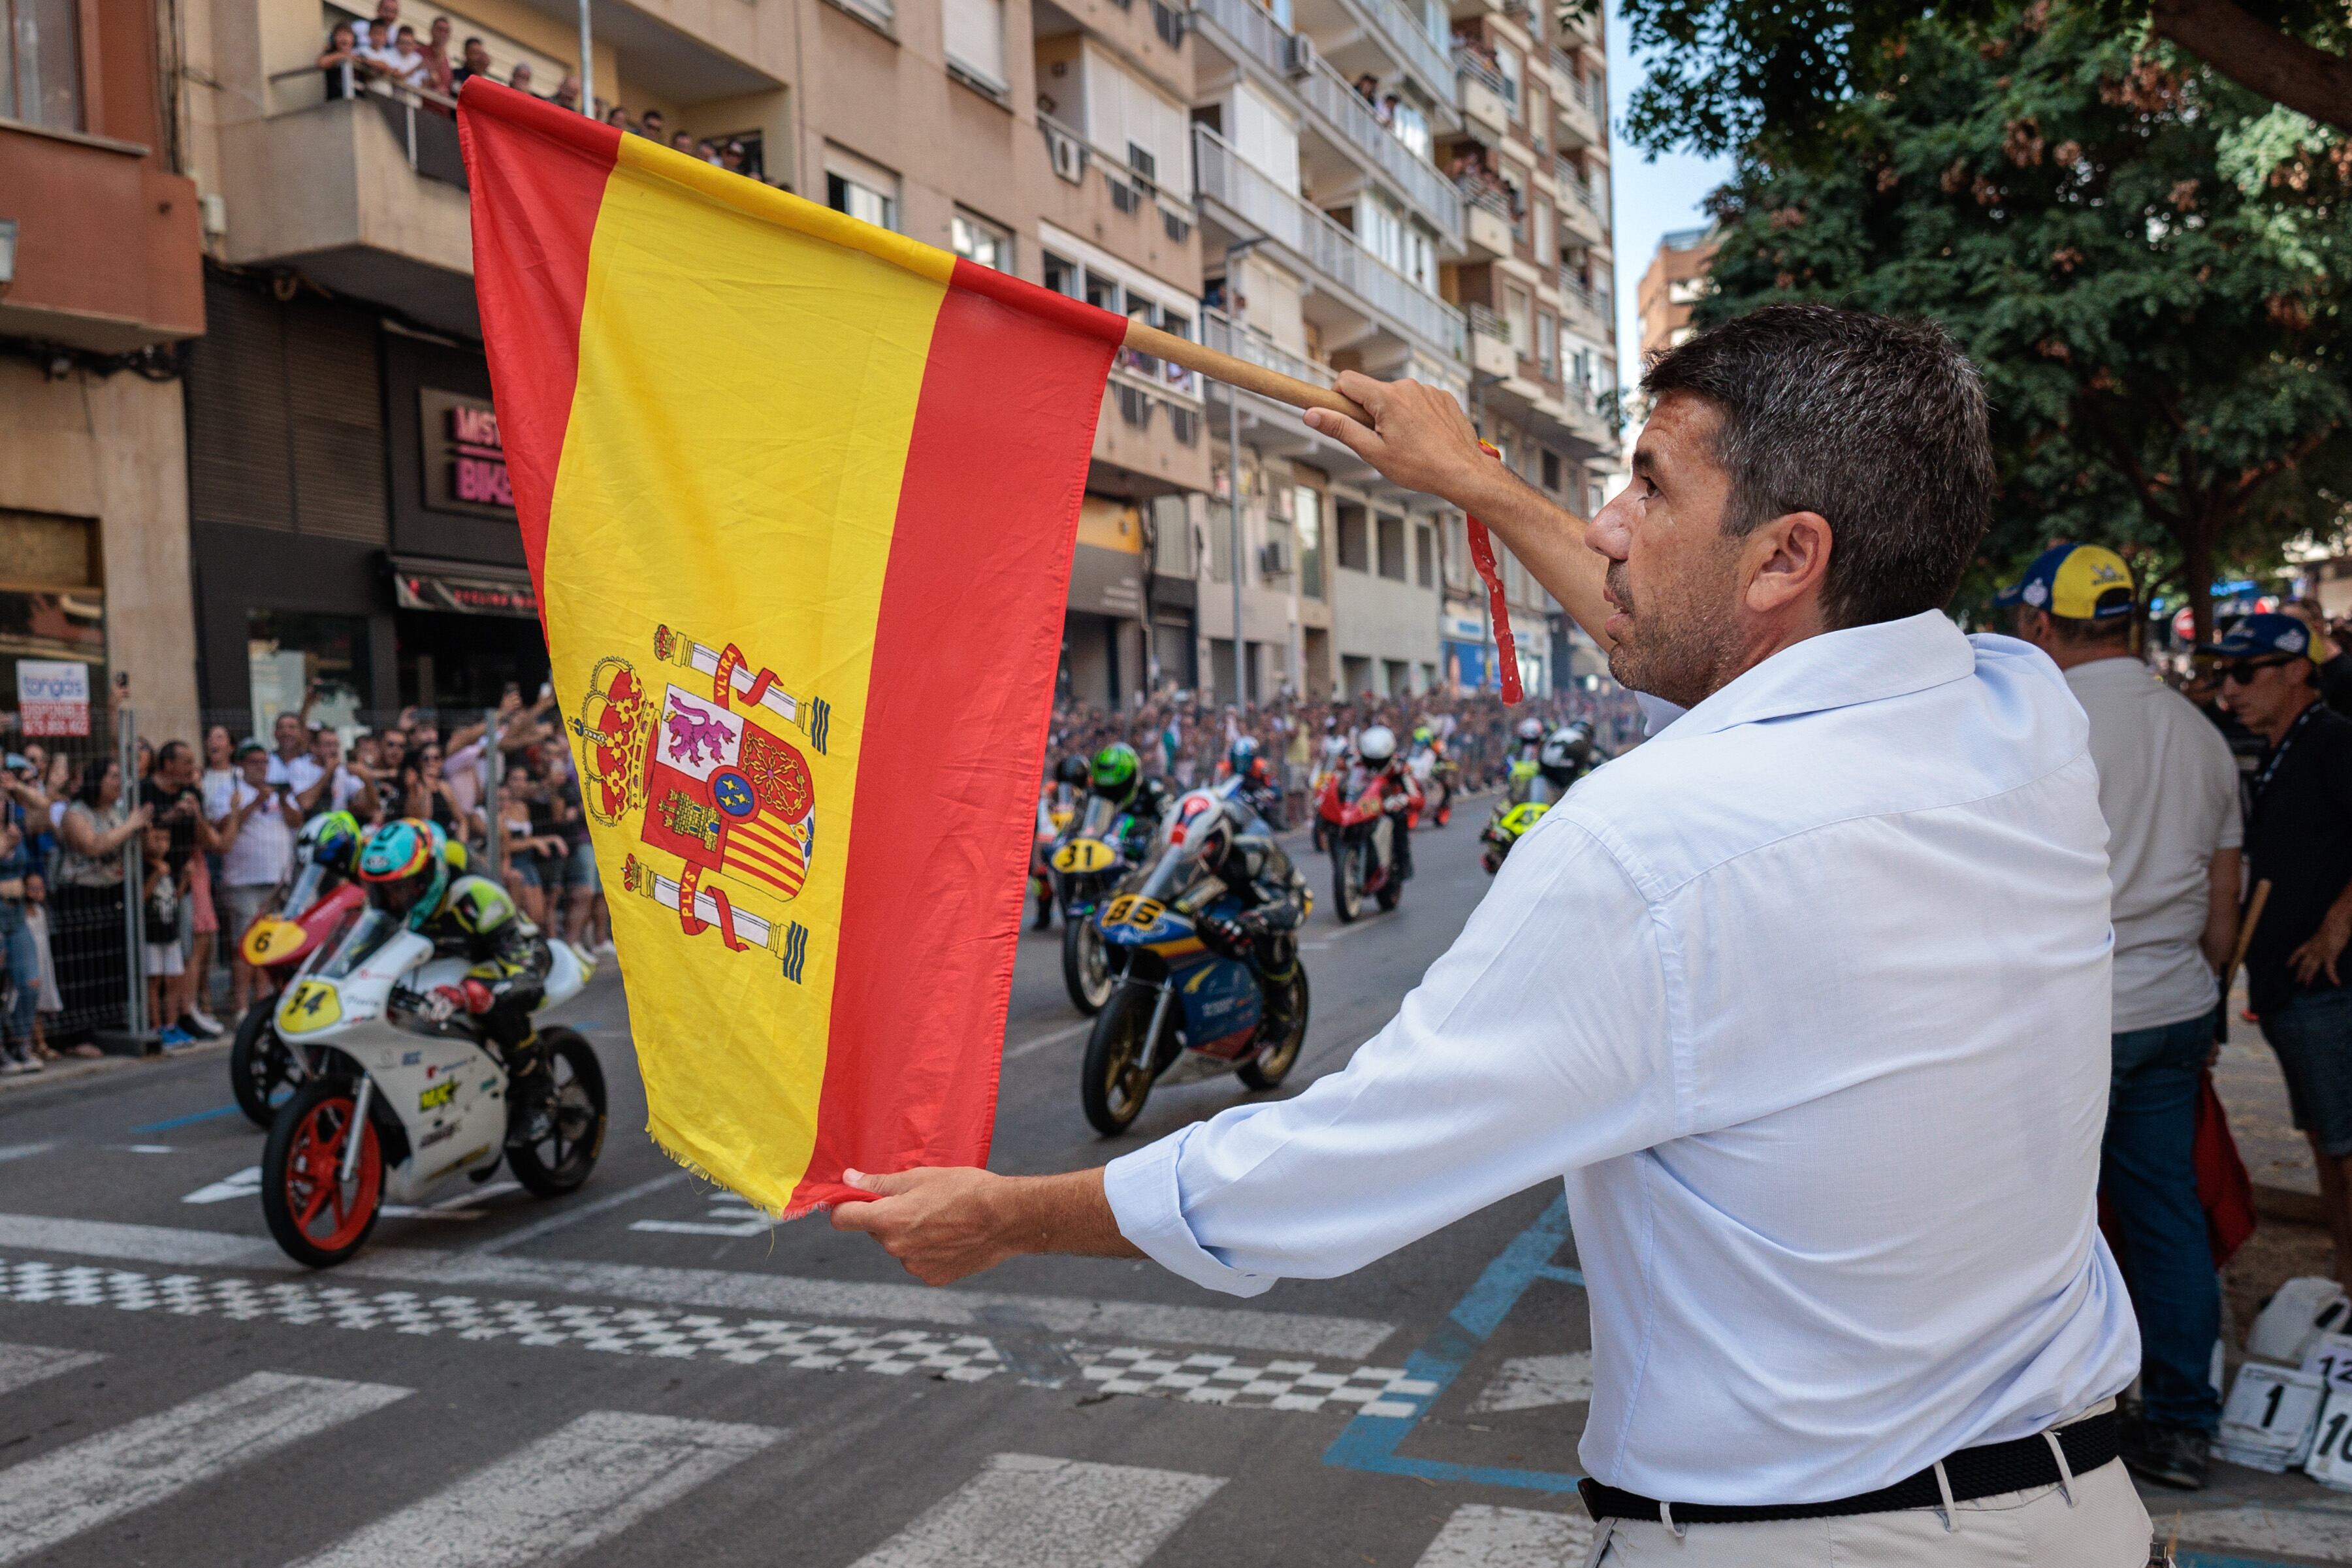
{"left": 943, "top": 0, "right": 1006, "bottom": 89}
{"left": 284, "top": 308, "right": 387, "bottom": 545}
{"left": 186, "top": 277, "right": 295, "bottom": 533}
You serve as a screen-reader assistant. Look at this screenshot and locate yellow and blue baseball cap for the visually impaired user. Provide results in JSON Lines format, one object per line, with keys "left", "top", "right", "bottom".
{"left": 1993, "top": 543, "right": 2136, "bottom": 620}
{"left": 2199, "top": 612, "right": 2325, "bottom": 664}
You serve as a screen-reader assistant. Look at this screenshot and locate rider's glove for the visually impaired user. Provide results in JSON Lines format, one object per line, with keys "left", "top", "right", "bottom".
{"left": 1200, "top": 911, "right": 1263, "bottom": 955}
{"left": 431, "top": 980, "right": 496, "bottom": 1018}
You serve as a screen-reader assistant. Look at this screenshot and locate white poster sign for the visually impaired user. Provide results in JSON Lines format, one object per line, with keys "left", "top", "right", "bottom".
{"left": 15, "top": 660, "right": 91, "bottom": 738}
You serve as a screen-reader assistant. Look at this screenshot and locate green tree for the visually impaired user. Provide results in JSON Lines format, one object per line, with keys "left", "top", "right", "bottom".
{"left": 1692, "top": 7, "right": 2352, "bottom": 637}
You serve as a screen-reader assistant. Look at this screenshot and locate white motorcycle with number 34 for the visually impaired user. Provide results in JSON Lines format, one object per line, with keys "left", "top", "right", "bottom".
{"left": 259, "top": 906, "right": 607, "bottom": 1267}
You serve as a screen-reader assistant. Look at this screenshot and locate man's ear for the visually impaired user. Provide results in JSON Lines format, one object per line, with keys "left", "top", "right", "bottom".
{"left": 1741, "top": 511, "right": 1832, "bottom": 618}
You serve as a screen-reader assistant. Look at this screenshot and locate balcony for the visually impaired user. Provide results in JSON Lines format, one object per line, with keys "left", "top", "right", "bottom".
{"left": 1453, "top": 46, "right": 1511, "bottom": 138}
{"left": 1558, "top": 268, "right": 1611, "bottom": 341}
{"left": 1465, "top": 302, "right": 1514, "bottom": 378}
{"left": 1190, "top": 0, "right": 1464, "bottom": 248}
{"left": 1291, "top": 0, "right": 1460, "bottom": 129}
{"left": 1556, "top": 158, "right": 1607, "bottom": 245}
{"left": 1193, "top": 125, "right": 1465, "bottom": 364}
{"left": 1556, "top": 4, "right": 1600, "bottom": 51}
{"left": 1553, "top": 59, "right": 1602, "bottom": 148}
{"left": 0, "top": 124, "right": 202, "bottom": 352}
{"left": 1457, "top": 178, "right": 1513, "bottom": 259}
{"left": 218, "top": 82, "right": 477, "bottom": 334}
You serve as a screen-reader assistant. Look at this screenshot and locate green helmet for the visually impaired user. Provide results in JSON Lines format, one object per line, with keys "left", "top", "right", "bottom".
{"left": 1090, "top": 742, "right": 1140, "bottom": 801}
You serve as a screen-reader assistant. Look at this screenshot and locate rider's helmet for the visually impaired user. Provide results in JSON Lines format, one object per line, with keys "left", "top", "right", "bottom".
{"left": 1515, "top": 716, "right": 1545, "bottom": 744}
{"left": 357, "top": 816, "right": 451, "bottom": 931}
{"left": 1358, "top": 724, "right": 1398, "bottom": 765}
{"left": 1538, "top": 724, "right": 1594, "bottom": 787}
{"left": 300, "top": 809, "right": 362, "bottom": 876}
{"left": 1091, "top": 742, "right": 1140, "bottom": 803}
{"left": 1411, "top": 725, "right": 1433, "bottom": 747}
{"left": 1054, "top": 754, "right": 1091, "bottom": 789}
{"left": 1227, "top": 735, "right": 1262, "bottom": 780}
{"left": 1168, "top": 789, "right": 1234, "bottom": 867}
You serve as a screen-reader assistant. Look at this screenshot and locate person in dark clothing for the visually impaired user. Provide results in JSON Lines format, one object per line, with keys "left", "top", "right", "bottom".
{"left": 2214, "top": 613, "right": 2352, "bottom": 1291}
{"left": 1191, "top": 792, "right": 1309, "bottom": 1038}
{"left": 2285, "top": 601, "right": 2352, "bottom": 717}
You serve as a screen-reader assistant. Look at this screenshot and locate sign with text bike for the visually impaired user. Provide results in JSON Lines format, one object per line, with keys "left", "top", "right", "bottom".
{"left": 15, "top": 659, "right": 91, "bottom": 737}
{"left": 420, "top": 388, "right": 515, "bottom": 518}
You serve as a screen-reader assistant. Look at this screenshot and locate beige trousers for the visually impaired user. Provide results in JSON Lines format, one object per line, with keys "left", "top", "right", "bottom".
{"left": 1587, "top": 1424, "right": 2151, "bottom": 1567}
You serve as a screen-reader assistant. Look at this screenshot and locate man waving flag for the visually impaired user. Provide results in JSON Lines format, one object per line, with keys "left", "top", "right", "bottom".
{"left": 459, "top": 80, "right": 1125, "bottom": 1216}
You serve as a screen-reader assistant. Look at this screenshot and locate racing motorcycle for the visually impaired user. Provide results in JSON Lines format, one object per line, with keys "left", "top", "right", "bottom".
{"left": 1050, "top": 792, "right": 1153, "bottom": 1015}
{"left": 1080, "top": 785, "right": 1310, "bottom": 1136}
{"left": 229, "top": 814, "right": 370, "bottom": 1128}
{"left": 1479, "top": 774, "right": 1560, "bottom": 874}
{"left": 1029, "top": 760, "right": 1087, "bottom": 930}
{"left": 1316, "top": 750, "right": 1422, "bottom": 923}
{"left": 1406, "top": 730, "right": 1459, "bottom": 828}
{"left": 258, "top": 905, "right": 604, "bottom": 1267}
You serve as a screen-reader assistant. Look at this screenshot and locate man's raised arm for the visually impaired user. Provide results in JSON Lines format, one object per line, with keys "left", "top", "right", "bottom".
{"left": 1302, "top": 372, "right": 1614, "bottom": 649}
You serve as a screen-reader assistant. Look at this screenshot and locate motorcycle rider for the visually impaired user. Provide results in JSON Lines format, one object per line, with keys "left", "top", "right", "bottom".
{"left": 1544, "top": 720, "right": 1602, "bottom": 786}
{"left": 1088, "top": 742, "right": 1168, "bottom": 857}
{"left": 355, "top": 817, "right": 556, "bottom": 1127}
{"left": 1223, "top": 735, "right": 1283, "bottom": 829}
{"left": 1352, "top": 724, "right": 1416, "bottom": 882}
{"left": 1189, "top": 794, "right": 1310, "bottom": 1038}
{"left": 1034, "top": 754, "right": 1092, "bottom": 929}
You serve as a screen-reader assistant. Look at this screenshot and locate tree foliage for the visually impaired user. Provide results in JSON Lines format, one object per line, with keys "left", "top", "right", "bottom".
{"left": 1692, "top": 7, "right": 2352, "bottom": 635}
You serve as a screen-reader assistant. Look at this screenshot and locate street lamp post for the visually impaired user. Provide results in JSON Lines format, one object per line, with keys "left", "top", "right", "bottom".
{"left": 1221, "top": 237, "right": 1264, "bottom": 706}
{"left": 577, "top": 0, "right": 595, "bottom": 114}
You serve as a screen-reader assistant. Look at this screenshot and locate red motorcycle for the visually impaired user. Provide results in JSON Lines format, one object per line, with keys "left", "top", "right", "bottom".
{"left": 229, "top": 823, "right": 369, "bottom": 1128}
{"left": 1315, "top": 728, "right": 1422, "bottom": 923}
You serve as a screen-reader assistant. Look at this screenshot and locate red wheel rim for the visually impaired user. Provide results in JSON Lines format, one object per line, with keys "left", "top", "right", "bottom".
{"left": 284, "top": 1097, "right": 380, "bottom": 1250}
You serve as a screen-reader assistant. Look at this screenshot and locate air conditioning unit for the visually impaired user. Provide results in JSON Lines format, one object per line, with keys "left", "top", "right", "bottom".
{"left": 1259, "top": 539, "right": 1293, "bottom": 578}
{"left": 1046, "top": 126, "right": 1087, "bottom": 184}
{"left": 1283, "top": 33, "right": 1318, "bottom": 78}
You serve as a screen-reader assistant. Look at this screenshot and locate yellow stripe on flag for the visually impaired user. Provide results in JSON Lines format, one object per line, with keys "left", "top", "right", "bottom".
{"left": 545, "top": 148, "right": 949, "bottom": 1209}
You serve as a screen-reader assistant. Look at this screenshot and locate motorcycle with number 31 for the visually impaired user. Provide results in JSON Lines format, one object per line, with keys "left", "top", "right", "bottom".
{"left": 259, "top": 903, "right": 606, "bottom": 1267}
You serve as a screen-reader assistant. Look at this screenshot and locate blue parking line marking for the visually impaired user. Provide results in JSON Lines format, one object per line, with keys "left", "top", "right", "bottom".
{"left": 2180, "top": 1555, "right": 2317, "bottom": 1568}
{"left": 1323, "top": 1193, "right": 1585, "bottom": 1494}
{"left": 130, "top": 1105, "right": 243, "bottom": 1133}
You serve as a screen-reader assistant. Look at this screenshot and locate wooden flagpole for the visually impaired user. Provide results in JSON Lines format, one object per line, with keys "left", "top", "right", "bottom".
{"left": 1121, "top": 320, "right": 1372, "bottom": 426}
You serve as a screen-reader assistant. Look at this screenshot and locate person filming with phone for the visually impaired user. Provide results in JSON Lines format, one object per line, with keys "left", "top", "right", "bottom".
{"left": 212, "top": 739, "right": 304, "bottom": 1016}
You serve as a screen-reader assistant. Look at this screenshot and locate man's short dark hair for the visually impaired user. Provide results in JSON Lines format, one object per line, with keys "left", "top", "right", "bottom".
{"left": 2046, "top": 608, "right": 2132, "bottom": 647}
{"left": 1642, "top": 303, "right": 1996, "bottom": 630}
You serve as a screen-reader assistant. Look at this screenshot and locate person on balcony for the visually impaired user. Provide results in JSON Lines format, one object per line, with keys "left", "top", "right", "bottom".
{"left": 507, "top": 60, "right": 536, "bottom": 95}
{"left": 551, "top": 72, "right": 582, "bottom": 111}
{"left": 421, "top": 16, "right": 455, "bottom": 97}
{"left": 317, "top": 20, "right": 362, "bottom": 99}
{"left": 639, "top": 108, "right": 666, "bottom": 141}
{"left": 451, "top": 37, "right": 492, "bottom": 91}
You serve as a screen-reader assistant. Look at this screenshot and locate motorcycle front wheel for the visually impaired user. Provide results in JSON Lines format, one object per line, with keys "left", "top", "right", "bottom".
{"left": 261, "top": 1078, "right": 383, "bottom": 1268}
{"left": 1376, "top": 840, "right": 1405, "bottom": 912}
{"left": 1332, "top": 837, "right": 1364, "bottom": 923}
{"left": 230, "top": 999, "right": 304, "bottom": 1130}
{"left": 1082, "top": 982, "right": 1167, "bottom": 1136}
{"left": 1238, "top": 964, "right": 1309, "bottom": 1091}
{"left": 508, "top": 1027, "right": 609, "bottom": 1198}
{"left": 1061, "top": 916, "right": 1116, "bottom": 1016}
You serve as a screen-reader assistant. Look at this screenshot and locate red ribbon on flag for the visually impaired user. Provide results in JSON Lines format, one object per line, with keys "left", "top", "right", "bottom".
{"left": 1467, "top": 440, "right": 1523, "bottom": 705}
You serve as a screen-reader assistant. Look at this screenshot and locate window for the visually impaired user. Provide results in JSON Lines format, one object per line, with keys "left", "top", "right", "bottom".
{"left": 1495, "top": 42, "right": 1522, "bottom": 114}
{"left": 1336, "top": 505, "right": 1369, "bottom": 572}
{"left": 950, "top": 212, "right": 1012, "bottom": 272}
{"left": 1044, "top": 252, "right": 1078, "bottom": 296}
{"left": 1528, "top": 85, "right": 1548, "bottom": 153}
{"left": 1, "top": 0, "right": 82, "bottom": 129}
{"left": 1541, "top": 450, "right": 1561, "bottom": 492}
{"left": 942, "top": 0, "right": 1007, "bottom": 93}
{"left": 1531, "top": 197, "right": 1554, "bottom": 268}
{"left": 1231, "top": 80, "right": 1300, "bottom": 195}
{"left": 824, "top": 146, "right": 899, "bottom": 231}
{"left": 1376, "top": 513, "right": 1406, "bottom": 581}
{"left": 1391, "top": 98, "right": 1429, "bottom": 159}
{"left": 1536, "top": 313, "right": 1557, "bottom": 379}
{"left": 1086, "top": 46, "right": 1189, "bottom": 198}
{"left": 1415, "top": 523, "right": 1434, "bottom": 587}
{"left": 1360, "top": 192, "right": 1406, "bottom": 276}
{"left": 1506, "top": 287, "right": 1532, "bottom": 353}
{"left": 1668, "top": 275, "right": 1706, "bottom": 306}
{"left": 1296, "top": 485, "right": 1326, "bottom": 600}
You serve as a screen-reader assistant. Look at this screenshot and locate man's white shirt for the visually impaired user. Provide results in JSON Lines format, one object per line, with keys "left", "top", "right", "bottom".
{"left": 1105, "top": 611, "right": 2138, "bottom": 1505}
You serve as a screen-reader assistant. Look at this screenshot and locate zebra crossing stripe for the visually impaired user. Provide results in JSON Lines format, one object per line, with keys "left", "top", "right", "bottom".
{"left": 0, "top": 1371, "right": 410, "bottom": 1565}
{"left": 1413, "top": 1505, "right": 1594, "bottom": 1567}
{"left": 0, "top": 1341, "right": 104, "bottom": 1397}
{"left": 847, "top": 1452, "right": 1225, "bottom": 1568}
{"left": 288, "top": 1411, "right": 781, "bottom": 1567}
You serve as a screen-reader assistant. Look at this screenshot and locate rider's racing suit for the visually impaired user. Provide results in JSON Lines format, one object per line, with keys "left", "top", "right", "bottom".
{"left": 1198, "top": 813, "right": 1310, "bottom": 1038}
{"left": 418, "top": 873, "right": 555, "bottom": 1115}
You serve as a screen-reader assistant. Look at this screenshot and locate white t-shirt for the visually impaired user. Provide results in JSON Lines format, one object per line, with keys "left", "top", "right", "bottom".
{"left": 2066, "top": 655, "right": 2243, "bottom": 1033}
{"left": 217, "top": 779, "right": 297, "bottom": 888}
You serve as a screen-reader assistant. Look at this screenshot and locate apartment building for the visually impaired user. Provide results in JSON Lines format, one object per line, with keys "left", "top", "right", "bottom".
{"left": 1, "top": 0, "right": 207, "bottom": 743}
{"left": 1637, "top": 221, "right": 1716, "bottom": 357}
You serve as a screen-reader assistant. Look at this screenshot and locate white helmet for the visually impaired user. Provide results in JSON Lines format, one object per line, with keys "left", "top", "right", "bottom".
{"left": 1515, "top": 716, "right": 1544, "bottom": 743}
{"left": 1358, "top": 724, "right": 1397, "bottom": 764}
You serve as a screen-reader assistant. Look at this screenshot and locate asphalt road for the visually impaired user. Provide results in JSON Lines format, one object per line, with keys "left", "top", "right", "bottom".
{"left": 0, "top": 804, "right": 2349, "bottom": 1566}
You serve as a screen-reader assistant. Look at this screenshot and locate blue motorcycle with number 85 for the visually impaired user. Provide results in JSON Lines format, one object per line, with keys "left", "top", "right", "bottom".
{"left": 1080, "top": 786, "right": 1310, "bottom": 1136}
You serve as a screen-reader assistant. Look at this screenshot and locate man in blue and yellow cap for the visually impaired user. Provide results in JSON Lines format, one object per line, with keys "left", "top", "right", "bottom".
{"left": 2006, "top": 543, "right": 2243, "bottom": 1490}
{"left": 2209, "top": 613, "right": 2352, "bottom": 1319}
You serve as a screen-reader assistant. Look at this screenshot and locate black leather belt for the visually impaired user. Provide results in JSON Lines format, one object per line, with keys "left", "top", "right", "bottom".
{"left": 1577, "top": 1411, "right": 2119, "bottom": 1527}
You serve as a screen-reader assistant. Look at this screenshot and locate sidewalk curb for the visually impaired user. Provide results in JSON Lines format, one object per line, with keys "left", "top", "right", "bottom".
{"left": 0, "top": 1036, "right": 230, "bottom": 1098}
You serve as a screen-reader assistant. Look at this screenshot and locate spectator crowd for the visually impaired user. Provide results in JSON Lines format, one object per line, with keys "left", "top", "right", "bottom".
{"left": 0, "top": 685, "right": 614, "bottom": 1072}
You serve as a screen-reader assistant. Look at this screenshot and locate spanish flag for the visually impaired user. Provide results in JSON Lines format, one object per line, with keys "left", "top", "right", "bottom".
{"left": 459, "top": 81, "right": 1123, "bottom": 1215}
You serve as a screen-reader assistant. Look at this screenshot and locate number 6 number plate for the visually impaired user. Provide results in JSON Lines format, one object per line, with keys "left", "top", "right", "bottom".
{"left": 2217, "top": 1362, "right": 2325, "bottom": 1473}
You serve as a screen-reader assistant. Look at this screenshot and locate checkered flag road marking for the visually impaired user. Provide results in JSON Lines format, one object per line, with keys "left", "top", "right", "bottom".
{"left": 0, "top": 1255, "right": 1437, "bottom": 1415}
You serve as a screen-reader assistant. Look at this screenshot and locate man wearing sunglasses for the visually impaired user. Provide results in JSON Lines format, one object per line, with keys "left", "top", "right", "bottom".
{"left": 2212, "top": 613, "right": 2352, "bottom": 1298}
{"left": 2002, "top": 544, "right": 2241, "bottom": 1491}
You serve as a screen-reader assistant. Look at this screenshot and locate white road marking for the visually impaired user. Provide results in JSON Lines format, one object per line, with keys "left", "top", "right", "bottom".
{"left": 0, "top": 1371, "right": 409, "bottom": 1565}
{"left": 0, "top": 1255, "right": 1430, "bottom": 1416}
{"left": 468, "top": 1172, "right": 689, "bottom": 1256}
{"left": 2172, "top": 1500, "right": 2352, "bottom": 1563}
{"left": 125, "top": 1145, "right": 175, "bottom": 1155}
{"left": 1470, "top": 1351, "right": 1594, "bottom": 1415}
{"left": 288, "top": 1410, "right": 781, "bottom": 1567}
{"left": 0, "top": 1211, "right": 1395, "bottom": 1358}
{"left": 1005, "top": 1020, "right": 1091, "bottom": 1060}
{"left": 383, "top": 1182, "right": 524, "bottom": 1223}
{"left": 1414, "top": 1504, "right": 1595, "bottom": 1567}
{"left": 0, "top": 1144, "right": 54, "bottom": 1164}
{"left": 632, "top": 1196, "right": 773, "bottom": 1238}
{"left": 0, "top": 1342, "right": 105, "bottom": 1396}
{"left": 180, "top": 1165, "right": 262, "bottom": 1204}
{"left": 847, "top": 1452, "right": 1224, "bottom": 1568}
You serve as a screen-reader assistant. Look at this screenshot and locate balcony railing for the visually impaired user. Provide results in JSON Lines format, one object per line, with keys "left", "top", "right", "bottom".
{"left": 1457, "top": 178, "right": 1514, "bottom": 219}
{"left": 1202, "top": 308, "right": 1336, "bottom": 388}
{"left": 1453, "top": 44, "right": 1509, "bottom": 104}
{"left": 1349, "top": 0, "right": 1458, "bottom": 118}
{"left": 1465, "top": 300, "right": 1511, "bottom": 345}
{"left": 1558, "top": 268, "right": 1613, "bottom": 334}
{"left": 1189, "top": 0, "right": 1463, "bottom": 246}
{"left": 269, "top": 69, "right": 466, "bottom": 187}
{"left": 1194, "top": 125, "right": 1466, "bottom": 362}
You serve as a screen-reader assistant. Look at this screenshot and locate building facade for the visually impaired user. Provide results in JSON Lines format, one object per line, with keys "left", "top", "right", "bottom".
{"left": 1, "top": 0, "right": 207, "bottom": 744}
{"left": 1636, "top": 221, "right": 1715, "bottom": 359}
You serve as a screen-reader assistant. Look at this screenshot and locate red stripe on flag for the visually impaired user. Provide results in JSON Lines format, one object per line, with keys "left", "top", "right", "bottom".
{"left": 457, "top": 79, "right": 622, "bottom": 616}
{"left": 792, "top": 267, "right": 1120, "bottom": 1212}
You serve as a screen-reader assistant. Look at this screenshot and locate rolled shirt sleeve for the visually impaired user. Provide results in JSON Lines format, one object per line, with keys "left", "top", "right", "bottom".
{"left": 1103, "top": 815, "right": 1677, "bottom": 1295}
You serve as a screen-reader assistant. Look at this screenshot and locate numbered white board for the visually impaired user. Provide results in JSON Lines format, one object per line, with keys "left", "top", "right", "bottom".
{"left": 2217, "top": 1362, "right": 2325, "bottom": 1473}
